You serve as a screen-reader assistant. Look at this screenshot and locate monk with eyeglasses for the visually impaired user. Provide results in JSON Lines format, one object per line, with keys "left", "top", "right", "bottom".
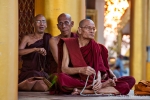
{"left": 19, "top": 14, "right": 52, "bottom": 83}
{"left": 49, "top": 13, "right": 78, "bottom": 74}
{"left": 56, "top": 19, "right": 135, "bottom": 95}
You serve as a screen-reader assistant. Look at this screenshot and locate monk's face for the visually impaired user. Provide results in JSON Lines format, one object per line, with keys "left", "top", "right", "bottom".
{"left": 79, "top": 20, "right": 96, "bottom": 40}
{"left": 33, "top": 15, "right": 47, "bottom": 34}
{"left": 57, "top": 14, "right": 74, "bottom": 37}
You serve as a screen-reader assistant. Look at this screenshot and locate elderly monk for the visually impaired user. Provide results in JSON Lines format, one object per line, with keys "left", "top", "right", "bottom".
{"left": 19, "top": 14, "right": 51, "bottom": 83}
{"left": 49, "top": 13, "right": 78, "bottom": 73}
{"left": 57, "top": 19, "right": 135, "bottom": 95}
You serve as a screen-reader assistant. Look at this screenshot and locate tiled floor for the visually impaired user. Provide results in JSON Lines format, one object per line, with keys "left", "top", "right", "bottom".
{"left": 18, "top": 90, "right": 150, "bottom": 100}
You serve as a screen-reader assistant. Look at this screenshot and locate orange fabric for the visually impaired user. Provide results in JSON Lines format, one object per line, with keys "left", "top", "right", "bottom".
{"left": 134, "top": 80, "right": 150, "bottom": 95}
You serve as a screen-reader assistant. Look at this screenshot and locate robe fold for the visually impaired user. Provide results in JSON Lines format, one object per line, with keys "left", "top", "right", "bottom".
{"left": 19, "top": 33, "right": 51, "bottom": 83}
{"left": 57, "top": 38, "right": 135, "bottom": 95}
{"left": 49, "top": 32, "right": 78, "bottom": 74}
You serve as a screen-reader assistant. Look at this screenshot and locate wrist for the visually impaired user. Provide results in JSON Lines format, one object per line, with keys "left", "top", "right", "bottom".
{"left": 78, "top": 69, "right": 81, "bottom": 73}
{"left": 34, "top": 47, "right": 38, "bottom": 52}
{"left": 78, "top": 68, "right": 82, "bottom": 74}
{"left": 112, "top": 76, "right": 116, "bottom": 79}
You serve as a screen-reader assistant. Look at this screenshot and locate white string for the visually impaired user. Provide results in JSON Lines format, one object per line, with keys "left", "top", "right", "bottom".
{"left": 80, "top": 74, "right": 96, "bottom": 96}
{"left": 80, "top": 73, "right": 114, "bottom": 96}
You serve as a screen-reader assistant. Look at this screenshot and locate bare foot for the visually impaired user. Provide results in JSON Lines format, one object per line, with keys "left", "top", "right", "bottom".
{"left": 86, "top": 84, "right": 93, "bottom": 89}
{"left": 102, "top": 79, "right": 115, "bottom": 88}
{"left": 71, "top": 88, "right": 81, "bottom": 95}
{"left": 97, "top": 86, "right": 120, "bottom": 94}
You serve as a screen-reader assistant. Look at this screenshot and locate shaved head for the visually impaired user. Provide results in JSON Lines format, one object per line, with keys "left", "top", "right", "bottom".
{"left": 33, "top": 14, "right": 45, "bottom": 22}
{"left": 57, "top": 13, "right": 72, "bottom": 22}
{"left": 79, "top": 19, "right": 94, "bottom": 27}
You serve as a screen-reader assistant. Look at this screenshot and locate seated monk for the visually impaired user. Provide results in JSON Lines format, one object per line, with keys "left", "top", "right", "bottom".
{"left": 19, "top": 14, "right": 51, "bottom": 83}
{"left": 56, "top": 19, "right": 135, "bottom": 95}
{"left": 49, "top": 13, "right": 78, "bottom": 74}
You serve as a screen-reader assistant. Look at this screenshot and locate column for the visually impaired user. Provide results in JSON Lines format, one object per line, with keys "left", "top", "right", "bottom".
{"left": 95, "top": 0, "right": 105, "bottom": 44}
{"left": 146, "top": 0, "right": 150, "bottom": 80}
{"left": 130, "top": 0, "right": 147, "bottom": 82}
{"left": 35, "top": 0, "right": 85, "bottom": 36}
{"left": 117, "top": 31, "right": 122, "bottom": 55}
{"left": 0, "top": 0, "right": 18, "bottom": 100}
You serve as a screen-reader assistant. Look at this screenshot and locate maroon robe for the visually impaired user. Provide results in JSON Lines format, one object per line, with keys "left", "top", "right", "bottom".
{"left": 48, "top": 32, "right": 78, "bottom": 75}
{"left": 57, "top": 38, "right": 135, "bottom": 95}
{"left": 19, "top": 33, "right": 51, "bottom": 83}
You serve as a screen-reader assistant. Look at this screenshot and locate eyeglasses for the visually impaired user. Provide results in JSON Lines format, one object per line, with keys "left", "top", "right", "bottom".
{"left": 80, "top": 26, "right": 97, "bottom": 32}
{"left": 58, "top": 21, "right": 71, "bottom": 26}
{"left": 35, "top": 20, "right": 46, "bottom": 24}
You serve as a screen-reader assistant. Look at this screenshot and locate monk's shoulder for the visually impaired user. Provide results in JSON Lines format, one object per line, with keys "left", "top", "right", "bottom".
{"left": 44, "top": 33, "right": 51, "bottom": 36}
{"left": 62, "top": 37, "right": 76, "bottom": 41}
{"left": 49, "top": 36, "right": 60, "bottom": 44}
{"left": 44, "top": 33, "right": 52, "bottom": 38}
{"left": 98, "top": 43, "right": 108, "bottom": 52}
{"left": 21, "top": 34, "right": 31, "bottom": 41}
{"left": 28, "top": 33, "right": 36, "bottom": 38}
{"left": 71, "top": 32, "right": 78, "bottom": 38}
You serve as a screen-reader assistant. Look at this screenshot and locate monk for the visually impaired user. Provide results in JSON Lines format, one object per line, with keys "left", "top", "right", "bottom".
{"left": 57, "top": 19, "right": 135, "bottom": 95}
{"left": 49, "top": 13, "right": 78, "bottom": 73}
{"left": 19, "top": 14, "right": 51, "bottom": 83}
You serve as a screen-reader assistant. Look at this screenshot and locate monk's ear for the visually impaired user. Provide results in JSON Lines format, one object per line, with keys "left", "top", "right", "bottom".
{"left": 57, "top": 24, "right": 60, "bottom": 30}
{"left": 45, "top": 23, "right": 47, "bottom": 28}
{"left": 32, "top": 22, "right": 35, "bottom": 28}
{"left": 78, "top": 27, "right": 82, "bottom": 34}
{"left": 70, "top": 21, "right": 74, "bottom": 27}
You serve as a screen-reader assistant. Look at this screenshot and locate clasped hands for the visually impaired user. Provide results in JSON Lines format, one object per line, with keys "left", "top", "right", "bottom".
{"left": 80, "top": 66, "right": 117, "bottom": 92}
{"left": 35, "top": 47, "right": 47, "bottom": 56}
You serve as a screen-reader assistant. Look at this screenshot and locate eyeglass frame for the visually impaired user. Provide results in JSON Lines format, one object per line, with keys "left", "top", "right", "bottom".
{"left": 80, "top": 26, "right": 97, "bottom": 32}
{"left": 35, "top": 20, "right": 47, "bottom": 24}
{"left": 57, "top": 21, "right": 72, "bottom": 27}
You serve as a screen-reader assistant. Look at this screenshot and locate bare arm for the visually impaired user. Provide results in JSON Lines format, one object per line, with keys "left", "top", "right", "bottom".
{"left": 19, "top": 36, "right": 46, "bottom": 56}
{"left": 109, "top": 69, "right": 117, "bottom": 81}
{"left": 61, "top": 43, "right": 95, "bottom": 75}
{"left": 49, "top": 37, "right": 59, "bottom": 64}
{"left": 93, "top": 71, "right": 102, "bottom": 91}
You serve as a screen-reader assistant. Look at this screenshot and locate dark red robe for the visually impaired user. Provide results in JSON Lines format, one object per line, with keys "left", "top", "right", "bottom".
{"left": 57, "top": 38, "right": 135, "bottom": 95}
{"left": 19, "top": 33, "right": 51, "bottom": 83}
{"left": 48, "top": 32, "right": 78, "bottom": 75}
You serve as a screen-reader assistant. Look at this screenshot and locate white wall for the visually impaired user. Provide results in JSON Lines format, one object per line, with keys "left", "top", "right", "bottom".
{"left": 95, "top": 0, "right": 105, "bottom": 44}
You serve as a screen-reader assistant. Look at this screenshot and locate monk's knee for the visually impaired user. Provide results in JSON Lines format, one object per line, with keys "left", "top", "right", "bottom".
{"left": 118, "top": 76, "right": 136, "bottom": 89}
{"left": 58, "top": 73, "right": 67, "bottom": 79}
{"left": 57, "top": 73, "right": 69, "bottom": 83}
{"left": 127, "top": 76, "right": 136, "bottom": 89}
{"left": 122, "top": 83, "right": 130, "bottom": 95}
{"left": 125, "top": 76, "right": 136, "bottom": 89}
{"left": 115, "top": 82, "right": 130, "bottom": 95}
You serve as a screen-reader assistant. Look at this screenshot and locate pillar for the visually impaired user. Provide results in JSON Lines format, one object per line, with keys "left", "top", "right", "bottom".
{"left": 0, "top": 0, "right": 18, "bottom": 100}
{"left": 117, "top": 31, "right": 122, "bottom": 55}
{"left": 146, "top": 0, "right": 150, "bottom": 80}
{"left": 130, "top": 0, "right": 147, "bottom": 83}
{"left": 35, "top": 0, "right": 85, "bottom": 36}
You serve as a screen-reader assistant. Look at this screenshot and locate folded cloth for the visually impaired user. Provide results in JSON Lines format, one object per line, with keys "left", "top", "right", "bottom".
{"left": 134, "top": 80, "right": 150, "bottom": 96}
{"left": 18, "top": 77, "right": 52, "bottom": 92}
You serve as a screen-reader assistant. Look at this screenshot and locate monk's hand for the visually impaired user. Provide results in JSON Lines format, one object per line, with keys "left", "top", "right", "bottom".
{"left": 82, "top": 66, "right": 96, "bottom": 75}
{"left": 102, "top": 74, "right": 107, "bottom": 80}
{"left": 36, "top": 48, "right": 47, "bottom": 56}
{"left": 111, "top": 78, "right": 116, "bottom": 86}
{"left": 92, "top": 79, "right": 102, "bottom": 92}
{"left": 113, "top": 76, "right": 117, "bottom": 81}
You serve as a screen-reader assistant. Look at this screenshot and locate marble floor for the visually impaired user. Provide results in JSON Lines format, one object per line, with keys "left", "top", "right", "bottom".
{"left": 18, "top": 90, "right": 150, "bottom": 100}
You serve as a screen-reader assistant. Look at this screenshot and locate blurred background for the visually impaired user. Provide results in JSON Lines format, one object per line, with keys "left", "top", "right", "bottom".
{"left": 18, "top": 0, "right": 150, "bottom": 81}
{"left": 0, "top": 0, "right": 150, "bottom": 99}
